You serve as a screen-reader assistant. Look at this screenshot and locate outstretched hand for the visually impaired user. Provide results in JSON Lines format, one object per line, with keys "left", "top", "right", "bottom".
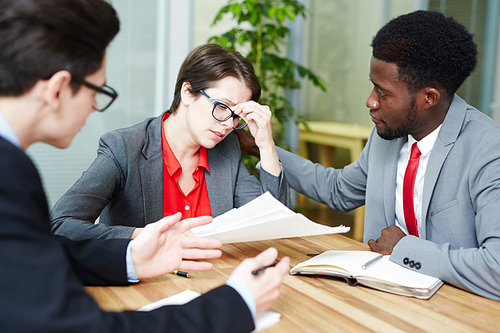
{"left": 368, "top": 225, "right": 406, "bottom": 255}
{"left": 228, "top": 247, "right": 290, "bottom": 314}
{"left": 130, "top": 213, "right": 222, "bottom": 279}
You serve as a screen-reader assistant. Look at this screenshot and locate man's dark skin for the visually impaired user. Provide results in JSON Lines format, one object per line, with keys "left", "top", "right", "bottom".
{"left": 237, "top": 57, "right": 452, "bottom": 255}
{"left": 365, "top": 57, "right": 450, "bottom": 254}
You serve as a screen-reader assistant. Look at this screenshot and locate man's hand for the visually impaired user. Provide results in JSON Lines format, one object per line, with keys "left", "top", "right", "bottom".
{"left": 130, "top": 213, "right": 222, "bottom": 279}
{"left": 228, "top": 247, "right": 290, "bottom": 314}
{"left": 368, "top": 225, "right": 406, "bottom": 255}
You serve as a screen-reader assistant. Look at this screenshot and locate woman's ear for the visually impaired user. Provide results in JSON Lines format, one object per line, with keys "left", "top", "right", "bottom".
{"left": 42, "top": 70, "right": 73, "bottom": 112}
{"left": 180, "top": 82, "right": 195, "bottom": 106}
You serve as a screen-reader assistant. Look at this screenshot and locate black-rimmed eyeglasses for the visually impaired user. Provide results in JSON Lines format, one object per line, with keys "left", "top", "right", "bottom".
{"left": 72, "top": 77, "right": 118, "bottom": 112}
{"left": 199, "top": 90, "right": 247, "bottom": 130}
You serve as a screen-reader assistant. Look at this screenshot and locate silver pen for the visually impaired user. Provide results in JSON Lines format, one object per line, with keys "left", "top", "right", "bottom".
{"left": 361, "top": 254, "right": 384, "bottom": 270}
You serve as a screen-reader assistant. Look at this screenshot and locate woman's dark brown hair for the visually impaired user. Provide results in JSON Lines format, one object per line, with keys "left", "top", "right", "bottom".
{"left": 169, "top": 43, "right": 261, "bottom": 113}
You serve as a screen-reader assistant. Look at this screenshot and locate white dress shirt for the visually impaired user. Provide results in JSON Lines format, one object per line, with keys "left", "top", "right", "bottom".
{"left": 395, "top": 125, "right": 442, "bottom": 236}
{"left": 0, "top": 111, "right": 20, "bottom": 148}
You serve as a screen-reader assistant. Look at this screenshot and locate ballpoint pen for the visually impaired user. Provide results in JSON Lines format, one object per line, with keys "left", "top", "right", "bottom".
{"left": 361, "top": 254, "right": 384, "bottom": 270}
{"left": 252, "top": 262, "right": 278, "bottom": 275}
{"left": 171, "top": 270, "right": 194, "bottom": 278}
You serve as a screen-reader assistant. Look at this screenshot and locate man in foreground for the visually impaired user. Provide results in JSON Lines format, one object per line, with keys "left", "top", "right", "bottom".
{"left": 0, "top": 0, "right": 289, "bottom": 331}
{"left": 243, "top": 10, "right": 499, "bottom": 300}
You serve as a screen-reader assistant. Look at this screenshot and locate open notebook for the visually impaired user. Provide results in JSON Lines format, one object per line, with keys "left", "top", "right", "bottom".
{"left": 290, "top": 251, "right": 443, "bottom": 299}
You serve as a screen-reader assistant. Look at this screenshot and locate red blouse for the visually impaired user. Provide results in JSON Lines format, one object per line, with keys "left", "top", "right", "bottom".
{"left": 161, "top": 113, "right": 212, "bottom": 219}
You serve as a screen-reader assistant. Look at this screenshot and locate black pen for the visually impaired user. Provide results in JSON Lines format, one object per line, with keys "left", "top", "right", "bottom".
{"left": 252, "top": 262, "right": 277, "bottom": 275}
{"left": 171, "top": 270, "right": 193, "bottom": 278}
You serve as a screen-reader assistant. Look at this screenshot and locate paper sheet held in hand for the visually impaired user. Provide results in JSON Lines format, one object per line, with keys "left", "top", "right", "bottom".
{"left": 190, "top": 192, "right": 349, "bottom": 243}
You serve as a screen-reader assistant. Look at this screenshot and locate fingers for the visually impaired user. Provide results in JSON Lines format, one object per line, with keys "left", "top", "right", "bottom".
{"left": 176, "top": 215, "right": 213, "bottom": 233}
{"left": 247, "top": 248, "right": 290, "bottom": 278}
{"left": 234, "top": 101, "right": 270, "bottom": 114}
{"left": 252, "top": 247, "right": 279, "bottom": 269}
{"left": 251, "top": 249, "right": 290, "bottom": 280}
{"left": 180, "top": 236, "right": 222, "bottom": 250}
{"left": 368, "top": 239, "right": 376, "bottom": 250}
{"left": 234, "top": 102, "right": 271, "bottom": 125}
{"left": 254, "top": 256, "right": 290, "bottom": 281}
{"left": 154, "top": 212, "right": 183, "bottom": 233}
{"left": 250, "top": 250, "right": 290, "bottom": 314}
{"left": 273, "top": 256, "right": 291, "bottom": 277}
{"left": 181, "top": 248, "right": 222, "bottom": 260}
{"left": 179, "top": 261, "right": 214, "bottom": 271}
{"left": 226, "top": 248, "right": 289, "bottom": 314}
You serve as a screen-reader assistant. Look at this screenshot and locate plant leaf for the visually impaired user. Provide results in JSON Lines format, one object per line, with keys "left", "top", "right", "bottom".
{"left": 283, "top": 5, "right": 296, "bottom": 20}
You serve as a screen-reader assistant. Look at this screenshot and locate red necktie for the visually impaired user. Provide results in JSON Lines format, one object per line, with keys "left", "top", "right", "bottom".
{"left": 403, "top": 143, "right": 421, "bottom": 237}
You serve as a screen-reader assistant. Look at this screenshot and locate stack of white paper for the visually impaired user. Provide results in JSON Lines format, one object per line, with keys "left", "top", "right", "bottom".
{"left": 191, "top": 192, "right": 349, "bottom": 243}
{"left": 138, "top": 289, "right": 280, "bottom": 332}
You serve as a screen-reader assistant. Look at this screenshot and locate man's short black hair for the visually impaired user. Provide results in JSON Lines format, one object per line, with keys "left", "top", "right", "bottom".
{"left": 0, "top": 0, "right": 120, "bottom": 96}
{"left": 372, "top": 10, "right": 477, "bottom": 97}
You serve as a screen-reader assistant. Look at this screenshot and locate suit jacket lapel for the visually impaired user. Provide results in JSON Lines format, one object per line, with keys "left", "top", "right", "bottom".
{"left": 421, "top": 94, "right": 467, "bottom": 238}
{"left": 384, "top": 138, "right": 406, "bottom": 227}
{"left": 140, "top": 113, "right": 164, "bottom": 224}
{"left": 206, "top": 144, "right": 233, "bottom": 217}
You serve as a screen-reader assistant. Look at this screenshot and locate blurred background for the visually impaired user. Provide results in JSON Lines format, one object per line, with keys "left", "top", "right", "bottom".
{"left": 28, "top": 0, "right": 500, "bottom": 237}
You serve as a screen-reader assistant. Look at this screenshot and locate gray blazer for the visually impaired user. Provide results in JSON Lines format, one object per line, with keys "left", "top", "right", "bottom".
{"left": 51, "top": 112, "right": 288, "bottom": 240}
{"left": 277, "top": 95, "right": 500, "bottom": 300}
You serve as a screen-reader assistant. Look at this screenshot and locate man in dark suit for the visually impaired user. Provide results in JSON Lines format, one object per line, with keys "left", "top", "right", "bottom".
{"left": 0, "top": 0, "right": 290, "bottom": 331}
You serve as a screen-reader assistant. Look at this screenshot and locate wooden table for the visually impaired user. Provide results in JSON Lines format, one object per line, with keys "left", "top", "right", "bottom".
{"left": 87, "top": 234, "right": 500, "bottom": 332}
{"left": 298, "top": 122, "right": 373, "bottom": 241}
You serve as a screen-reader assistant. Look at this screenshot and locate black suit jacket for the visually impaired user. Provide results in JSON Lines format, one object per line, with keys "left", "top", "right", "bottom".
{"left": 0, "top": 136, "right": 254, "bottom": 332}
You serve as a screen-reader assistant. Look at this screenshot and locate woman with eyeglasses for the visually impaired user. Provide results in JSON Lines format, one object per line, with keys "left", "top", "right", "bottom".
{"left": 50, "top": 43, "right": 288, "bottom": 240}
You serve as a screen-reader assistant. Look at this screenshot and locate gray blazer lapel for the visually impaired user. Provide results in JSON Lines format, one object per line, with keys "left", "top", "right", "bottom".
{"left": 140, "top": 113, "right": 164, "bottom": 224}
{"left": 384, "top": 138, "right": 406, "bottom": 226}
{"left": 206, "top": 144, "right": 233, "bottom": 217}
{"left": 421, "top": 94, "right": 466, "bottom": 238}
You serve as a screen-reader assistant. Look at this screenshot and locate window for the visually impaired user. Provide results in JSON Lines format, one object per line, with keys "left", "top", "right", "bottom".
{"left": 299, "top": 0, "right": 498, "bottom": 127}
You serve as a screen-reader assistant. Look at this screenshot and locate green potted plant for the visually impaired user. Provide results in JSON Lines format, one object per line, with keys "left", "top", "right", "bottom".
{"left": 209, "top": 0, "right": 326, "bottom": 173}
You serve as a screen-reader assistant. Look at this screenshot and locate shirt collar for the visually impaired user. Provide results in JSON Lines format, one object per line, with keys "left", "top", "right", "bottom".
{"left": 408, "top": 124, "right": 442, "bottom": 157}
{"left": 0, "top": 111, "right": 21, "bottom": 148}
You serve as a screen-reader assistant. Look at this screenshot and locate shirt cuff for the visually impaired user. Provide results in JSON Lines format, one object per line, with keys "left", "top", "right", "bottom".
{"left": 226, "top": 278, "right": 256, "bottom": 317}
{"left": 256, "top": 160, "right": 283, "bottom": 177}
{"left": 126, "top": 242, "right": 139, "bottom": 283}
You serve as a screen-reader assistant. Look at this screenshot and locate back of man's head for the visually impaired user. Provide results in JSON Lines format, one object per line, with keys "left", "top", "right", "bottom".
{"left": 371, "top": 10, "right": 477, "bottom": 98}
{"left": 0, "top": 0, "right": 119, "bottom": 96}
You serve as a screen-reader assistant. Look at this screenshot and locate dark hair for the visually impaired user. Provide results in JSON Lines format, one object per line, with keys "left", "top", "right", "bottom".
{"left": 0, "top": 0, "right": 120, "bottom": 96}
{"left": 371, "top": 10, "right": 477, "bottom": 97}
{"left": 169, "top": 43, "right": 261, "bottom": 113}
